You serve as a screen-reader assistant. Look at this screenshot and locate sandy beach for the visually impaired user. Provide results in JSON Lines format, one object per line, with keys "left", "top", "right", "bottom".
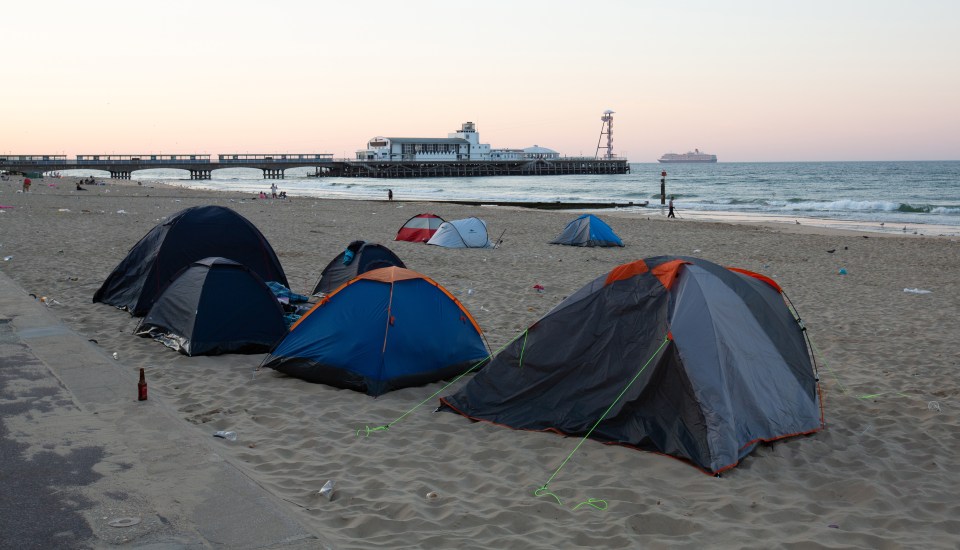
{"left": 2, "top": 175, "right": 959, "bottom": 548}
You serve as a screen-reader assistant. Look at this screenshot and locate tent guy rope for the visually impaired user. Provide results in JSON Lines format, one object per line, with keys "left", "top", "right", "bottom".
{"left": 534, "top": 335, "right": 671, "bottom": 510}
{"left": 354, "top": 330, "right": 527, "bottom": 436}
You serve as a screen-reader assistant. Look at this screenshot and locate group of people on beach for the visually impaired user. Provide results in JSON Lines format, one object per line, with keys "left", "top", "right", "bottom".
{"left": 258, "top": 183, "right": 287, "bottom": 200}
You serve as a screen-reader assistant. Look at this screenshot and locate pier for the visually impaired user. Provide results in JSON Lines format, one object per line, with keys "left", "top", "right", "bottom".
{"left": 0, "top": 154, "right": 334, "bottom": 180}
{"left": 319, "top": 157, "right": 630, "bottom": 178}
{"left": 1, "top": 154, "right": 629, "bottom": 180}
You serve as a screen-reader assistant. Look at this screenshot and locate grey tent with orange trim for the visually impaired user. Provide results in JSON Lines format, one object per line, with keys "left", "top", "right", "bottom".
{"left": 441, "top": 256, "right": 823, "bottom": 474}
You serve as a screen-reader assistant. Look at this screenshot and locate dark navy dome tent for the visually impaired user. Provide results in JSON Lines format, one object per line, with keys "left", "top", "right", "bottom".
{"left": 442, "top": 256, "right": 823, "bottom": 474}
{"left": 265, "top": 267, "right": 488, "bottom": 396}
{"left": 550, "top": 214, "right": 624, "bottom": 247}
{"left": 94, "top": 205, "right": 287, "bottom": 315}
{"left": 311, "top": 240, "right": 405, "bottom": 296}
{"left": 136, "top": 257, "right": 287, "bottom": 356}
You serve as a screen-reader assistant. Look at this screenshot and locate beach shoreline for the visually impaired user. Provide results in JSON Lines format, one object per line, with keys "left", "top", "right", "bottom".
{"left": 2, "top": 175, "right": 959, "bottom": 548}
{"left": 10, "top": 173, "right": 960, "bottom": 238}
{"left": 609, "top": 207, "right": 960, "bottom": 238}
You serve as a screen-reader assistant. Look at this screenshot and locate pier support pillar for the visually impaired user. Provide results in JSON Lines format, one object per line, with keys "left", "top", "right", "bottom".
{"left": 190, "top": 170, "right": 211, "bottom": 180}
{"left": 263, "top": 168, "right": 284, "bottom": 179}
{"left": 110, "top": 170, "right": 131, "bottom": 180}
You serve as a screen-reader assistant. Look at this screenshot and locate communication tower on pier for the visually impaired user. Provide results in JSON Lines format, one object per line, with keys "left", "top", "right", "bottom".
{"left": 595, "top": 110, "right": 615, "bottom": 160}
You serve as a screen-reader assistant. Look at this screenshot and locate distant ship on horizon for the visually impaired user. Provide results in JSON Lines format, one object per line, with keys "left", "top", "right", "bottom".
{"left": 658, "top": 149, "right": 717, "bottom": 163}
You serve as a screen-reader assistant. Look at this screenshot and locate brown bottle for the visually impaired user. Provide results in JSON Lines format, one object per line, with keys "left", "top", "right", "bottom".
{"left": 138, "top": 368, "right": 148, "bottom": 401}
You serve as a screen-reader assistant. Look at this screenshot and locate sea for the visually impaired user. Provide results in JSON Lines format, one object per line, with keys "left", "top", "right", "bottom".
{"left": 67, "top": 161, "right": 960, "bottom": 236}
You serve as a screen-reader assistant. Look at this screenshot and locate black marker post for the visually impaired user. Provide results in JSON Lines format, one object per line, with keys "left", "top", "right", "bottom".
{"left": 660, "top": 170, "right": 667, "bottom": 205}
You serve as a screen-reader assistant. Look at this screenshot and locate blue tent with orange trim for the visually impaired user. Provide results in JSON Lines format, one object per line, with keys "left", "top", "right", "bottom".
{"left": 441, "top": 256, "right": 823, "bottom": 474}
{"left": 264, "top": 267, "right": 488, "bottom": 396}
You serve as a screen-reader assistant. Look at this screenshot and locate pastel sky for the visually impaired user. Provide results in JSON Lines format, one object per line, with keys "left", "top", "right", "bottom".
{"left": 2, "top": 1, "right": 958, "bottom": 162}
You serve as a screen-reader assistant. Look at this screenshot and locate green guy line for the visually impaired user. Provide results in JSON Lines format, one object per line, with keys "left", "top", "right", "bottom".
{"left": 537, "top": 336, "right": 670, "bottom": 495}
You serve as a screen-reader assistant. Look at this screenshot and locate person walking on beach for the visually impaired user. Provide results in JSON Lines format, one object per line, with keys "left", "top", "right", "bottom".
{"left": 387, "top": 189, "right": 393, "bottom": 201}
{"left": 270, "top": 182, "right": 278, "bottom": 198}
{"left": 22, "top": 177, "right": 31, "bottom": 193}
{"left": 668, "top": 196, "right": 676, "bottom": 218}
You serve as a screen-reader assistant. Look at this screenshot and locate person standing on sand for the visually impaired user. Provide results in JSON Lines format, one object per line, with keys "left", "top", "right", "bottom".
{"left": 668, "top": 196, "right": 676, "bottom": 218}
{"left": 270, "top": 182, "right": 278, "bottom": 198}
{"left": 387, "top": 189, "right": 393, "bottom": 201}
{"left": 22, "top": 177, "right": 31, "bottom": 192}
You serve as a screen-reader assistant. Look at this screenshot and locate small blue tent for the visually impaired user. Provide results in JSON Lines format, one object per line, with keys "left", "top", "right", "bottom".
{"left": 550, "top": 214, "right": 624, "bottom": 247}
{"left": 263, "top": 267, "right": 489, "bottom": 396}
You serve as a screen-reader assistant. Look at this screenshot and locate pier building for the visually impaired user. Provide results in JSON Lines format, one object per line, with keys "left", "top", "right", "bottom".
{"left": 356, "top": 122, "right": 490, "bottom": 161}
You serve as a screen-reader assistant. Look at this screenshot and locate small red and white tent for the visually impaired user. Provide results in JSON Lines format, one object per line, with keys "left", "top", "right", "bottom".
{"left": 395, "top": 213, "right": 445, "bottom": 243}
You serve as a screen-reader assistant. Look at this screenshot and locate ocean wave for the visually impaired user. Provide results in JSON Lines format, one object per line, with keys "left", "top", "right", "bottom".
{"left": 930, "top": 206, "right": 960, "bottom": 214}
{"left": 776, "top": 199, "right": 905, "bottom": 212}
{"left": 893, "top": 203, "right": 960, "bottom": 214}
{"left": 713, "top": 197, "right": 771, "bottom": 206}
{"left": 752, "top": 199, "right": 960, "bottom": 216}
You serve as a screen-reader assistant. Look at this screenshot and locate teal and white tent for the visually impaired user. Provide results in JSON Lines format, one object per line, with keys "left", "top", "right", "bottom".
{"left": 426, "top": 217, "right": 494, "bottom": 248}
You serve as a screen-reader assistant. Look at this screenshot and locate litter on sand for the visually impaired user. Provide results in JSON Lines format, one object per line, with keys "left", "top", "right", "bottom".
{"left": 107, "top": 517, "right": 141, "bottom": 528}
{"left": 319, "top": 480, "right": 336, "bottom": 500}
{"left": 903, "top": 288, "right": 932, "bottom": 294}
{"left": 213, "top": 430, "right": 238, "bottom": 441}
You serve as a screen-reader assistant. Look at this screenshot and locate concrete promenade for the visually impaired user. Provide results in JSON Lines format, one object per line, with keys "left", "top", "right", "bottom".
{"left": 0, "top": 271, "right": 331, "bottom": 549}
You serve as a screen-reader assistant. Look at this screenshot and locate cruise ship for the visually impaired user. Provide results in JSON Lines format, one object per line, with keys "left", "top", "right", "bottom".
{"left": 658, "top": 149, "right": 717, "bottom": 163}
